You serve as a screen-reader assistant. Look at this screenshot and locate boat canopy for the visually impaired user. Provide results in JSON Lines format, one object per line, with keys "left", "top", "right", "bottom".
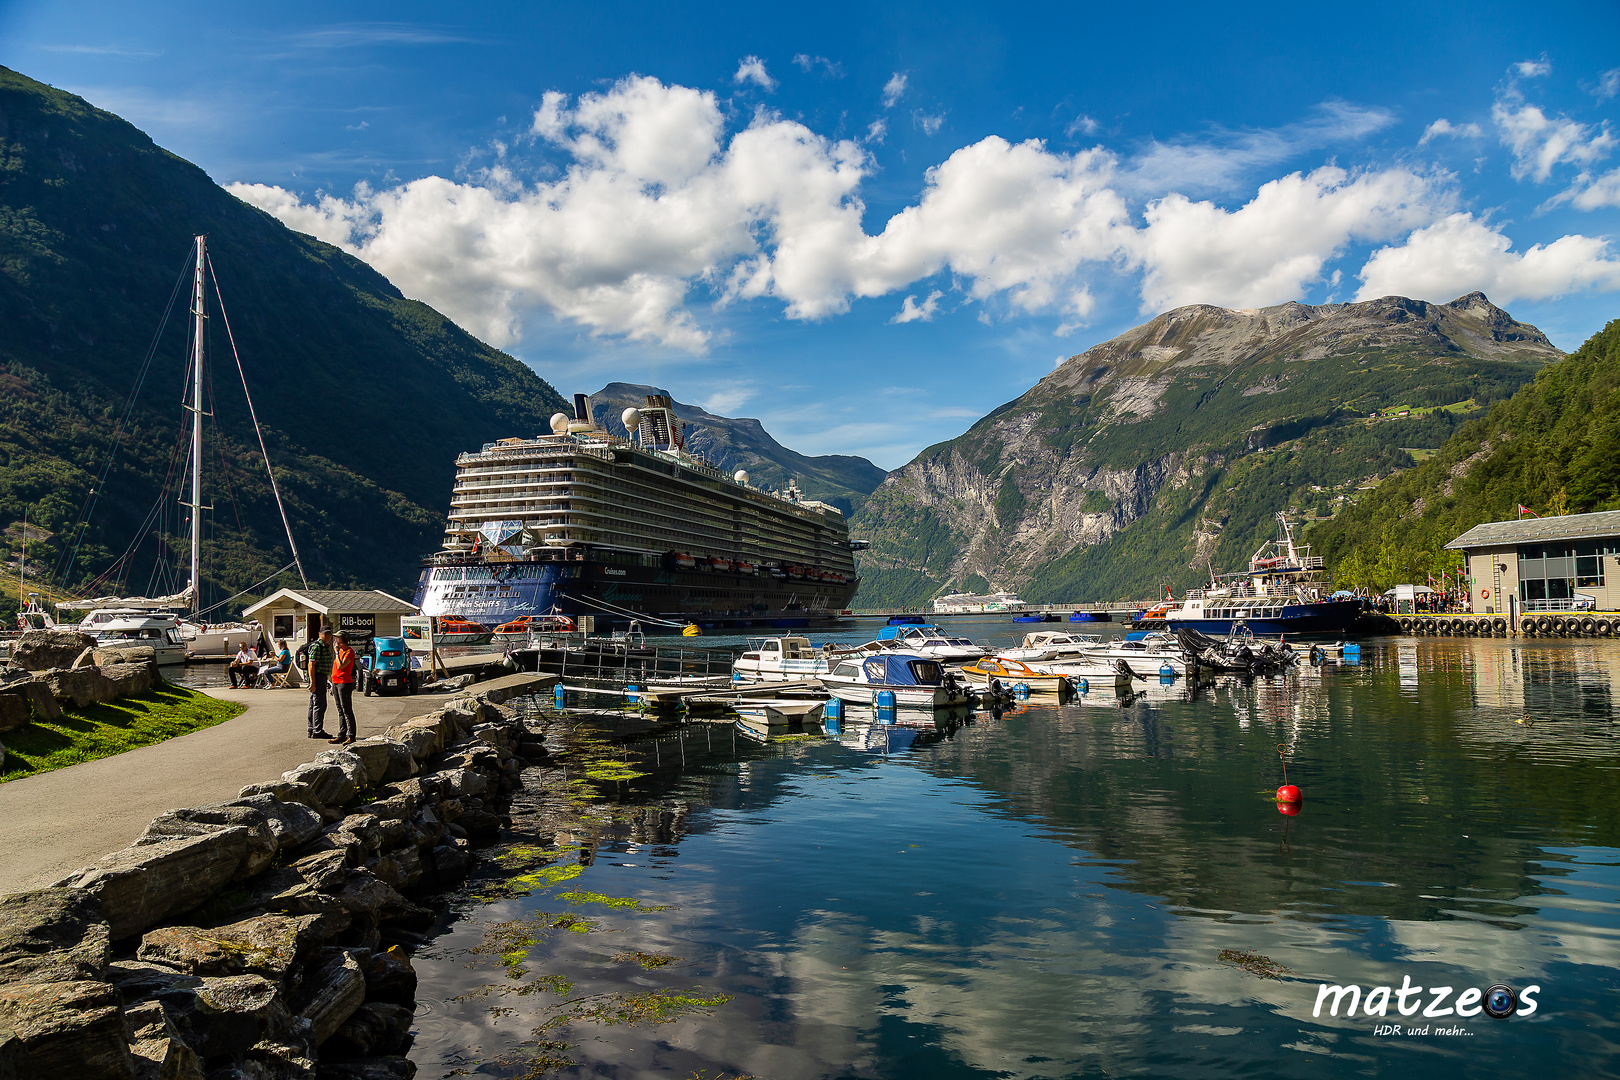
{"left": 863, "top": 654, "right": 946, "bottom": 686}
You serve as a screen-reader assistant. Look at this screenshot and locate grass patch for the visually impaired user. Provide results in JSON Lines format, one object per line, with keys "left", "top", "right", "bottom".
{"left": 0, "top": 684, "right": 244, "bottom": 782}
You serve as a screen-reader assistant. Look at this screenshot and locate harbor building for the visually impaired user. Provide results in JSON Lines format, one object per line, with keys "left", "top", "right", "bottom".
{"left": 243, "top": 589, "right": 419, "bottom": 647}
{"left": 1445, "top": 510, "right": 1620, "bottom": 617}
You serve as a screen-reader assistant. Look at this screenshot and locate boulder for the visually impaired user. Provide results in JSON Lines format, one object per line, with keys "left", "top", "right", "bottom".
{"left": 297, "top": 951, "right": 364, "bottom": 1046}
{"left": 334, "top": 873, "right": 402, "bottom": 918}
{"left": 324, "top": 1002, "right": 413, "bottom": 1059}
{"left": 359, "top": 948, "right": 415, "bottom": 1007}
{"left": 315, "top": 1059, "right": 416, "bottom": 1080}
{"left": 0, "top": 697, "right": 30, "bottom": 734}
{"left": 334, "top": 740, "right": 397, "bottom": 786}
{"left": 237, "top": 1036, "right": 318, "bottom": 1080}
{"left": 455, "top": 810, "right": 504, "bottom": 843}
{"left": 280, "top": 763, "right": 357, "bottom": 809}
{"left": 355, "top": 792, "right": 417, "bottom": 824}
{"left": 100, "top": 662, "right": 157, "bottom": 699}
{"left": 0, "top": 680, "right": 61, "bottom": 721}
{"left": 227, "top": 795, "right": 324, "bottom": 850}
{"left": 93, "top": 645, "right": 158, "bottom": 669}
{"left": 106, "top": 961, "right": 202, "bottom": 1003}
{"left": 383, "top": 718, "right": 447, "bottom": 761}
{"left": 0, "top": 889, "right": 110, "bottom": 987}
{"left": 55, "top": 828, "right": 254, "bottom": 940}
{"left": 288, "top": 851, "right": 351, "bottom": 894}
{"left": 0, "top": 1026, "right": 36, "bottom": 1080}
{"left": 310, "top": 750, "right": 371, "bottom": 792}
{"left": 0, "top": 979, "right": 136, "bottom": 1080}
{"left": 136, "top": 915, "right": 324, "bottom": 981}
{"left": 136, "top": 805, "right": 277, "bottom": 882}
{"left": 470, "top": 724, "right": 513, "bottom": 753}
{"left": 388, "top": 848, "right": 423, "bottom": 892}
{"left": 149, "top": 974, "right": 293, "bottom": 1062}
{"left": 41, "top": 667, "right": 117, "bottom": 709}
{"left": 123, "top": 999, "right": 205, "bottom": 1080}
{"left": 237, "top": 782, "right": 329, "bottom": 818}
{"left": 422, "top": 845, "right": 469, "bottom": 891}
{"left": 9, "top": 630, "right": 97, "bottom": 673}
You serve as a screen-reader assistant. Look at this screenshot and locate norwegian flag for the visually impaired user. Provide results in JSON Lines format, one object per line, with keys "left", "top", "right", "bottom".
{"left": 1518, "top": 504, "right": 1540, "bottom": 518}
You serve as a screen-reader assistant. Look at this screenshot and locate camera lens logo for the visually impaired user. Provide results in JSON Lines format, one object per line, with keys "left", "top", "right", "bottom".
{"left": 1483, "top": 984, "right": 1518, "bottom": 1020}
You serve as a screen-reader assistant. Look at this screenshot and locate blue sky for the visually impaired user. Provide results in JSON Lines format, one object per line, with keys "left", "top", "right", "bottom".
{"left": 4, "top": 0, "right": 1619, "bottom": 469}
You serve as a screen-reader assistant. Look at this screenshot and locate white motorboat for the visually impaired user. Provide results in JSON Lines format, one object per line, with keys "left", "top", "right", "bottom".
{"left": 1062, "top": 633, "right": 1192, "bottom": 675}
{"left": 89, "top": 611, "right": 188, "bottom": 666}
{"left": 181, "top": 621, "right": 264, "bottom": 657}
{"left": 732, "top": 636, "right": 840, "bottom": 682}
{"left": 819, "top": 652, "right": 975, "bottom": 708}
{"left": 997, "top": 630, "right": 1104, "bottom": 662}
{"left": 875, "top": 624, "right": 990, "bottom": 662}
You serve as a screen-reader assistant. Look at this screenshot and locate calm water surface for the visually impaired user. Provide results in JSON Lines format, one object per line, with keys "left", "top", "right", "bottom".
{"left": 401, "top": 620, "right": 1620, "bottom": 1078}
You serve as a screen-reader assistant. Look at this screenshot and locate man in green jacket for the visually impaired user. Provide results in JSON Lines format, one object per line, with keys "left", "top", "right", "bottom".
{"left": 306, "top": 626, "right": 335, "bottom": 739}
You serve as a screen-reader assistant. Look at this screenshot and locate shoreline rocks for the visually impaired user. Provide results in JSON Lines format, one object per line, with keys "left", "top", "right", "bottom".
{"left": 0, "top": 688, "right": 548, "bottom": 1079}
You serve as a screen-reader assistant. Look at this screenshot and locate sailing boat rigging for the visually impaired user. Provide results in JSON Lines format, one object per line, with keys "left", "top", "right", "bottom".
{"left": 52, "top": 235, "right": 307, "bottom": 647}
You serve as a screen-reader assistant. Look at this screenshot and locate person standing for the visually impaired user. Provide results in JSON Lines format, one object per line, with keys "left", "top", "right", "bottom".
{"left": 306, "top": 626, "right": 334, "bottom": 739}
{"left": 329, "top": 631, "right": 358, "bottom": 744}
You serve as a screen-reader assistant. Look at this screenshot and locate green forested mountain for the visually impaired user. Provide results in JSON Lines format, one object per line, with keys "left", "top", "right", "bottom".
{"left": 588, "top": 382, "right": 887, "bottom": 517}
{"left": 0, "top": 66, "right": 568, "bottom": 619}
{"left": 852, "top": 294, "right": 1562, "bottom": 607}
{"left": 1309, "top": 317, "right": 1620, "bottom": 589}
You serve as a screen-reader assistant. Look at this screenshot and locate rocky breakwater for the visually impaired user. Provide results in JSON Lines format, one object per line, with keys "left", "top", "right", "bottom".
{"left": 0, "top": 689, "right": 554, "bottom": 1079}
{"left": 0, "top": 630, "right": 164, "bottom": 766}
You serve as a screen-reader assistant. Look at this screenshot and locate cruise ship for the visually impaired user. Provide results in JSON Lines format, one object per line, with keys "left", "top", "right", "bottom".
{"left": 412, "top": 393, "right": 860, "bottom": 631}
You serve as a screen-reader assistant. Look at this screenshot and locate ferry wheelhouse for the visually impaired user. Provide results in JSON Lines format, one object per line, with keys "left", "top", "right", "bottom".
{"left": 414, "top": 393, "right": 861, "bottom": 630}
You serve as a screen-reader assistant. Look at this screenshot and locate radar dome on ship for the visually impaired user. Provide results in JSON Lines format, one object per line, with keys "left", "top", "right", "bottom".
{"left": 621, "top": 407, "right": 641, "bottom": 431}
{"left": 549, "top": 413, "right": 569, "bottom": 434}
{"left": 734, "top": 470, "right": 749, "bottom": 485}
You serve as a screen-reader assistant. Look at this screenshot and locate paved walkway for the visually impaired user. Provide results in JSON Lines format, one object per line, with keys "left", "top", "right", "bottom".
{"left": 0, "top": 685, "right": 465, "bottom": 896}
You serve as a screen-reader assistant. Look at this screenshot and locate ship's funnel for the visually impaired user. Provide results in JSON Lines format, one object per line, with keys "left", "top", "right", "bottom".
{"left": 572, "top": 393, "right": 593, "bottom": 424}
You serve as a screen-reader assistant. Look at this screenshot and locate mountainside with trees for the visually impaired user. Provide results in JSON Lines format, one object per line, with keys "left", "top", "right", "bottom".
{"left": 1309, "top": 317, "right": 1620, "bottom": 590}
{"left": 0, "top": 66, "right": 569, "bottom": 620}
{"left": 851, "top": 294, "right": 1562, "bottom": 607}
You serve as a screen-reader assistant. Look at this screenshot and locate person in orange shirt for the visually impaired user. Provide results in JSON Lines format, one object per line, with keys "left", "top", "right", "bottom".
{"left": 329, "top": 632, "right": 358, "bottom": 744}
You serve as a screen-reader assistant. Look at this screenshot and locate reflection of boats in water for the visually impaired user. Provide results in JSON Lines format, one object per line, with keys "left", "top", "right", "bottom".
{"left": 826, "top": 711, "right": 972, "bottom": 751}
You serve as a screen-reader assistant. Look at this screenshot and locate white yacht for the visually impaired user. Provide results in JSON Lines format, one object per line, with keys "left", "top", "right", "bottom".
{"left": 732, "top": 636, "right": 840, "bottom": 683}
{"left": 997, "top": 630, "right": 1104, "bottom": 662}
{"left": 875, "top": 625, "right": 989, "bottom": 662}
{"left": 88, "top": 610, "right": 188, "bottom": 666}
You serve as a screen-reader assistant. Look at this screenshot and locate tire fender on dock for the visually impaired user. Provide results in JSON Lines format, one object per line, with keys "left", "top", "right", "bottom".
{"left": 1536, "top": 616, "right": 1553, "bottom": 634}
{"left": 1399, "top": 617, "right": 1413, "bottom": 633}
{"left": 1494, "top": 617, "right": 1508, "bottom": 634}
{"left": 1581, "top": 617, "right": 1598, "bottom": 635}
{"left": 1521, "top": 617, "right": 1538, "bottom": 635}
{"left": 1597, "top": 618, "right": 1614, "bottom": 636}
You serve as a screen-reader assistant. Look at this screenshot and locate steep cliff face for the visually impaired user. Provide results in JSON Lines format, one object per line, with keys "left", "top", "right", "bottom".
{"left": 588, "top": 383, "right": 887, "bottom": 517}
{"left": 852, "top": 294, "right": 1562, "bottom": 606}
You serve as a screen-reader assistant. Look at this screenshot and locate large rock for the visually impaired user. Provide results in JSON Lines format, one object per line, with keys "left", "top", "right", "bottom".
{"left": 101, "top": 662, "right": 157, "bottom": 699}
{"left": 0, "top": 979, "right": 136, "bottom": 1079}
{"left": 227, "top": 795, "right": 324, "bottom": 850}
{"left": 311, "top": 749, "right": 373, "bottom": 791}
{"left": 0, "top": 697, "right": 27, "bottom": 734}
{"left": 324, "top": 1002, "right": 413, "bottom": 1059}
{"left": 55, "top": 828, "right": 254, "bottom": 940}
{"left": 281, "top": 763, "right": 358, "bottom": 809}
{"left": 238, "top": 781, "right": 330, "bottom": 819}
{"left": 297, "top": 951, "right": 364, "bottom": 1046}
{"left": 149, "top": 974, "right": 293, "bottom": 1062}
{"left": 9, "top": 631, "right": 97, "bottom": 673}
{"left": 41, "top": 667, "right": 117, "bottom": 709}
{"left": 359, "top": 948, "right": 415, "bottom": 1006}
{"left": 334, "top": 741, "right": 398, "bottom": 787}
{"left": 123, "top": 999, "right": 205, "bottom": 1080}
{"left": 136, "top": 805, "right": 277, "bottom": 882}
{"left": 136, "top": 915, "right": 324, "bottom": 981}
{"left": 0, "top": 1026, "right": 36, "bottom": 1080}
{"left": 93, "top": 645, "right": 158, "bottom": 668}
{"left": 0, "top": 680, "right": 61, "bottom": 721}
{"left": 0, "top": 889, "right": 110, "bottom": 987}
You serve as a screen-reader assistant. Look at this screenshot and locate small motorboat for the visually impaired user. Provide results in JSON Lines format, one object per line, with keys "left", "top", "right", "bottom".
{"left": 957, "top": 656, "right": 1072, "bottom": 695}
{"left": 733, "top": 636, "right": 840, "bottom": 682}
{"left": 1068, "top": 611, "right": 1109, "bottom": 622}
{"left": 997, "top": 630, "right": 1104, "bottom": 662}
{"left": 89, "top": 611, "right": 189, "bottom": 666}
{"left": 875, "top": 624, "right": 989, "bottom": 662}
{"left": 820, "top": 652, "right": 975, "bottom": 708}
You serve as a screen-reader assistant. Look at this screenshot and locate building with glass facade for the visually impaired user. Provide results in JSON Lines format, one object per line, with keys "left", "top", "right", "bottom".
{"left": 1445, "top": 511, "right": 1620, "bottom": 616}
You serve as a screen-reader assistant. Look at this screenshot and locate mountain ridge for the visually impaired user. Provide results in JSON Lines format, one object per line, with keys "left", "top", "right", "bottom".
{"left": 851, "top": 292, "right": 1562, "bottom": 606}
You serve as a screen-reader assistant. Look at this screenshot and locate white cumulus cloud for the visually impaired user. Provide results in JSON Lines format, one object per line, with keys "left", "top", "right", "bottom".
{"left": 882, "top": 72, "right": 907, "bottom": 109}
{"left": 734, "top": 55, "right": 776, "bottom": 91}
{"left": 1419, "top": 118, "right": 1482, "bottom": 145}
{"left": 891, "top": 290, "right": 944, "bottom": 323}
{"left": 1493, "top": 96, "right": 1615, "bottom": 182}
{"left": 1356, "top": 213, "right": 1620, "bottom": 304}
{"left": 1131, "top": 166, "right": 1446, "bottom": 313}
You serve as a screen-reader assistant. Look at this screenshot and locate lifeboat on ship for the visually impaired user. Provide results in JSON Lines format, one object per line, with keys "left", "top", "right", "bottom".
{"left": 673, "top": 552, "right": 697, "bottom": 571}
{"left": 710, "top": 556, "right": 733, "bottom": 572}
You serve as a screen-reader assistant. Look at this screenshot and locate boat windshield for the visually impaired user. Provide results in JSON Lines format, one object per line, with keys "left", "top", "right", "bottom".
{"left": 909, "top": 659, "right": 944, "bottom": 684}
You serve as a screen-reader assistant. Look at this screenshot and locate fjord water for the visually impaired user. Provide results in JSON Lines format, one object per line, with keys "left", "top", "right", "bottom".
{"left": 411, "top": 625, "right": 1620, "bottom": 1078}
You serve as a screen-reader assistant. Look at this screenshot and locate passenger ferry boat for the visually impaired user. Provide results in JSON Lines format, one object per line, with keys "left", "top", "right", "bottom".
{"left": 414, "top": 393, "right": 861, "bottom": 631}
{"left": 1163, "top": 515, "right": 1362, "bottom": 636}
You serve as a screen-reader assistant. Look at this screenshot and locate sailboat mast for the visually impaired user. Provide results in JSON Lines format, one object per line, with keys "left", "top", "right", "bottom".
{"left": 188, "top": 235, "right": 206, "bottom": 616}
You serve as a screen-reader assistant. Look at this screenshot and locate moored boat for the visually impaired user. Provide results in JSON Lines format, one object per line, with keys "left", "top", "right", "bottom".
{"left": 957, "top": 656, "right": 1073, "bottom": 695}
{"left": 819, "top": 652, "right": 975, "bottom": 708}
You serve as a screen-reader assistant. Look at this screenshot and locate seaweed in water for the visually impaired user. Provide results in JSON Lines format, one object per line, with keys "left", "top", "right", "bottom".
{"left": 1217, "top": 949, "right": 1290, "bottom": 979}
